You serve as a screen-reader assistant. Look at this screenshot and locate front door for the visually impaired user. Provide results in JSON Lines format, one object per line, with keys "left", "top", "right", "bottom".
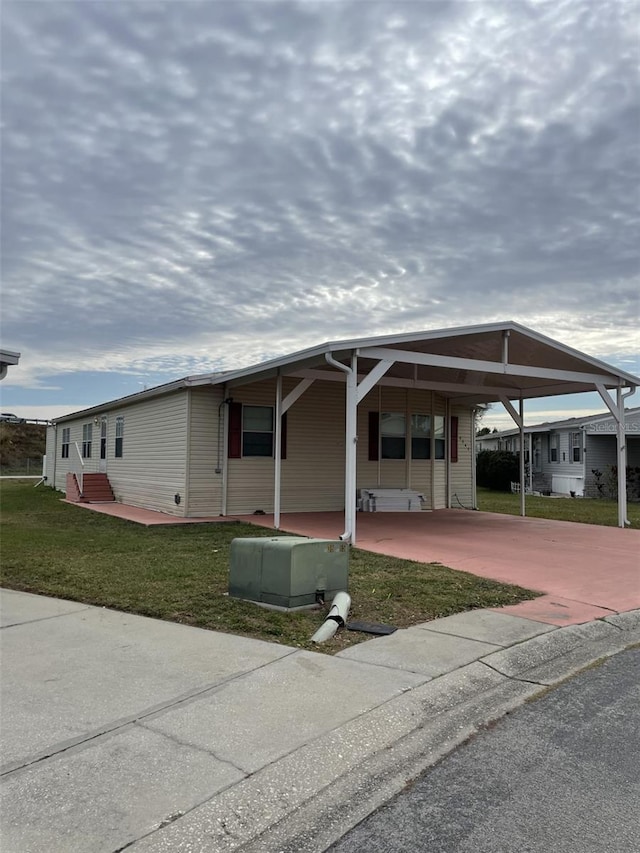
{"left": 99, "top": 416, "right": 108, "bottom": 472}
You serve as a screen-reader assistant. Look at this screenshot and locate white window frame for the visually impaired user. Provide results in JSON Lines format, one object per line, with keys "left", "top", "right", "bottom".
{"left": 571, "top": 431, "right": 582, "bottom": 463}
{"left": 115, "top": 416, "right": 124, "bottom": 458}
{"left": 61, "top": 427, "right": 70, "bottom": 459}
{"left": 82, "top": 423, "right": 92, "bottom": 459}
{"left": 242, "top": 405, "right": 274, "bottom": 457}
{"left": 381, "top": 412, "right": 406, "bottom": 460}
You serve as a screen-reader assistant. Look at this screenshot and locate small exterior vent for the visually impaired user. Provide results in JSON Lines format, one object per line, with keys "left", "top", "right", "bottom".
{"left": 229, "top": 537, "right": 349, "bottom": 609}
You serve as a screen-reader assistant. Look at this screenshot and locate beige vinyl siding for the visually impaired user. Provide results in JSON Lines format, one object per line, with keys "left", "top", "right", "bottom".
{"left": 226, "top": 381, "right": 279, "bottom": 514}
{"left": 51, "top": 391, "right": 189, "bottom": 514}
{"left": 358, "top": 387, "right": 409, "bottom": 491}
{"left": 357, "top": 388, "right": 455, "bottom": 510}
{"left": 279, "top": 379, "right": 346, "bottom": 512}
{"left": 226, "top": 379, "right": 347, "bottom": 514}
{"left": 186, "top": 387, "right": 225, "bottom": 516}
{"left": 449, "top": 405, "right": 474, "bottom": 508}
{"left": 431, "top": 395, "right": 447, "bottom": 509}
{"left": 104, "top": 390, "right": 188, "bottom": 514}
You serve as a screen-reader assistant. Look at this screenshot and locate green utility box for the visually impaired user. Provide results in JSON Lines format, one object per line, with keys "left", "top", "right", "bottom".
{"left": 229, "top": 537, "right": 349, "bottom": 609}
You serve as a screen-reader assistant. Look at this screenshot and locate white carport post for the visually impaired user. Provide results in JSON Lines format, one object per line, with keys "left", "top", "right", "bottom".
{"left": 519, "top": 398, "right": 525, "bottom": 516}
{"left": 500, "top": 395, "right": 526, "bottom": 516}
{"left": 616, "top": 387, "right": 627, "bottom": 527}
{"left": 326, "top": 350, "right": 394, "bottom": 545}
{"left": 325, "top": 352, "right": 358, "bottom": 543}
{"left": 274, "top": 374, "right": 283, "bottom": 530}
{"left": 595, "top": 383, "right": 629, "bottom": 528}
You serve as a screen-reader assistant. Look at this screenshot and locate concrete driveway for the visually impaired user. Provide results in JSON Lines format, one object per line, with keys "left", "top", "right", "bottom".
{"left": 243, "top": 509, "right": 640, "bottom": 625}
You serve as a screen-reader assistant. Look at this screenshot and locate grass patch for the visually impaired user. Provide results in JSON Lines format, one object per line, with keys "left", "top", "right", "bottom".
{"left": 0, "top": 481, "right": 538, "bottom": 653}
{"left": 476, "top": 487, "right": 640, "bottom": 527}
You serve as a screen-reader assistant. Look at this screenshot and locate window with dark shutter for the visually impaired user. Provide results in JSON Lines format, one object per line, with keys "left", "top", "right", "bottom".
{"left": 228, "top": 402, "right": 242, "bottom": 458}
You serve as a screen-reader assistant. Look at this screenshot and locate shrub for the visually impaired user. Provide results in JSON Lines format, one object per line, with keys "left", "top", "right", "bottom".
{"left": 476, "top": 450, "right": 520, "bottom": 492}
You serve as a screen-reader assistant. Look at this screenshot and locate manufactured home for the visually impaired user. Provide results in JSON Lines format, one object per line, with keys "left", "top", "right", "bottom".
{"left": 476, "top": 407, "right": 640, "bottom": 498}
{"left": 46, "top": 322, "right": 639, "bottom": 537}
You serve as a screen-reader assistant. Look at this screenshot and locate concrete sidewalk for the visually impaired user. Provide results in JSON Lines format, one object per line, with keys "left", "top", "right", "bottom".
{"left": 1, "top": 589, "right": 639, "bottom": 853}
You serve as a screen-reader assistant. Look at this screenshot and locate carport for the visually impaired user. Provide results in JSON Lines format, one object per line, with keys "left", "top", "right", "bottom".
{"left": 223, "top": 322, "right": 639, "bottom": 538}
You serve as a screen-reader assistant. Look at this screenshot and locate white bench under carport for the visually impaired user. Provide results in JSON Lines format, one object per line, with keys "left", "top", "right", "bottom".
{"left": 359, "top": 488, "right": 425, "bottom": 512}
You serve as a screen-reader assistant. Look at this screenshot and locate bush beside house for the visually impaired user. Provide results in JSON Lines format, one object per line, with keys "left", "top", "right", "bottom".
{"left": 476, "top": 449, "right": 520, "bottom": 492}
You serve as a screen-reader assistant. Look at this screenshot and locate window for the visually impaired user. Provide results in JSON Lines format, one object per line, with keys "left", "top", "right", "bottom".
{"left": 115, "top": 416, "right": 124, "bottom": 458}
{"left": 369, "top": 411, "right": 449, "bottom": 461}
{"left": 381, "top": 412, "right": 406, "bottom": 459}
{"left": 61, "top": 427, "right": 70, "bottom": 459}
{"left": 242, "top": 406, "right": 273, "bottom": 457}
{"left": 571, "top": 431, "right": 581, "bottom": 462}
{"left": 411, "top": 415, "right": 431, "bottom": 459}
{"left": 82, "top": 423, "right": 92, "bottom": 458}
{"left": 100, "top": 417, "right": 107, "bottom": 460}
{"left": 549, "top": 433, "right": 558, "bottom": 463}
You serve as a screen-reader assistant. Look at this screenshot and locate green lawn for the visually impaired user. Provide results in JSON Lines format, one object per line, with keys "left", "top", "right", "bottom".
{"left": 0, "top": 480, "right": 538, "bottom": 653}
{"left": 476, "top": 487, "right": 640, "bottom": 527}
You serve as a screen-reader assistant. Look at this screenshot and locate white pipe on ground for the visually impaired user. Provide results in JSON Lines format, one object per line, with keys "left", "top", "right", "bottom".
{"left": 310, "top": 592, "right": 351, "bottom": 643}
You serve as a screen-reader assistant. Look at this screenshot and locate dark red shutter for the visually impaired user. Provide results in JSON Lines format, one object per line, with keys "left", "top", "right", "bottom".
{"left": 228, "top": 402, "right": 242, "bottom": 458}
{"left": 368, "top": 411, "right": 379, "bottom": 461}
{"left": 450, "top": 416, "right": 459, "bottom": 463}
{"left": 280, "top": 412, "right": 287, "bottom": 460}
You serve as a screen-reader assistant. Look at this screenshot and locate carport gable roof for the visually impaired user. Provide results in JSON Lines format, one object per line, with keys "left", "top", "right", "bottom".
{"left": 220, "top": 321, "right": 639, "bottom": 405}
{"left": 54, "top": 322, "right": 638, "bottom": 423}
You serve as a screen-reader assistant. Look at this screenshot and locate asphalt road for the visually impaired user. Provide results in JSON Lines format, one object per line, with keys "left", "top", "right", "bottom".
{"left": 329, "top": 646, "right": 640, "bottom": 853}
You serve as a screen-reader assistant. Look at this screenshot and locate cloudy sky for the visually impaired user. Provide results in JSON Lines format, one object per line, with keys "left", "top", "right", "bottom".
{"left": 2, "top": 0, "right": 639, "bottom": 428}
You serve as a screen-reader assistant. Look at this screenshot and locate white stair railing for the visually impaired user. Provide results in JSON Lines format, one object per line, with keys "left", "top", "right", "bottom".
{"left": 71, "top": 442, "right": 84, "bottom": 495}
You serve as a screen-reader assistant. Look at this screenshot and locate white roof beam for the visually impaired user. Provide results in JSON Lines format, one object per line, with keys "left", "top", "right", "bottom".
{"left": 290, "top": 368, "right": 511, "bottom": 398}
{"left": 500, "top": 395, "right": 523, "bottom": 429}
{"left": 356, "top": 360, "right": 395, "bottom": 404}
{"left": 282, "top": 377, "right": 314, "bottom": 413}
{"left": 359, "top": 346, "right": 623, "bottom": 387}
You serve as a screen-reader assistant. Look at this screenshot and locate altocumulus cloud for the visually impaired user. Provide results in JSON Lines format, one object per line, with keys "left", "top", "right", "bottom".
{"left": 1, "top": 0, "right": 638, "bottom": 395}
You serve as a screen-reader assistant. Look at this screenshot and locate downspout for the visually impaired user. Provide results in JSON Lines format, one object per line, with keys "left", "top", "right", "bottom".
{"left": 325, "top": 351, "right": 357, "bottom": 543}
{"left": 220, "top": 389, "right": 231, "bottom": 517}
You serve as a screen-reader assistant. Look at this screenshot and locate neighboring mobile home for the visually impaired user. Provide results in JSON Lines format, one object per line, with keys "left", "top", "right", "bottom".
{"left": 475, "top": 407, "right": 640, "bottom": 498}
{"left": 46, "top": 322, "right": 639, "bottom": 538}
